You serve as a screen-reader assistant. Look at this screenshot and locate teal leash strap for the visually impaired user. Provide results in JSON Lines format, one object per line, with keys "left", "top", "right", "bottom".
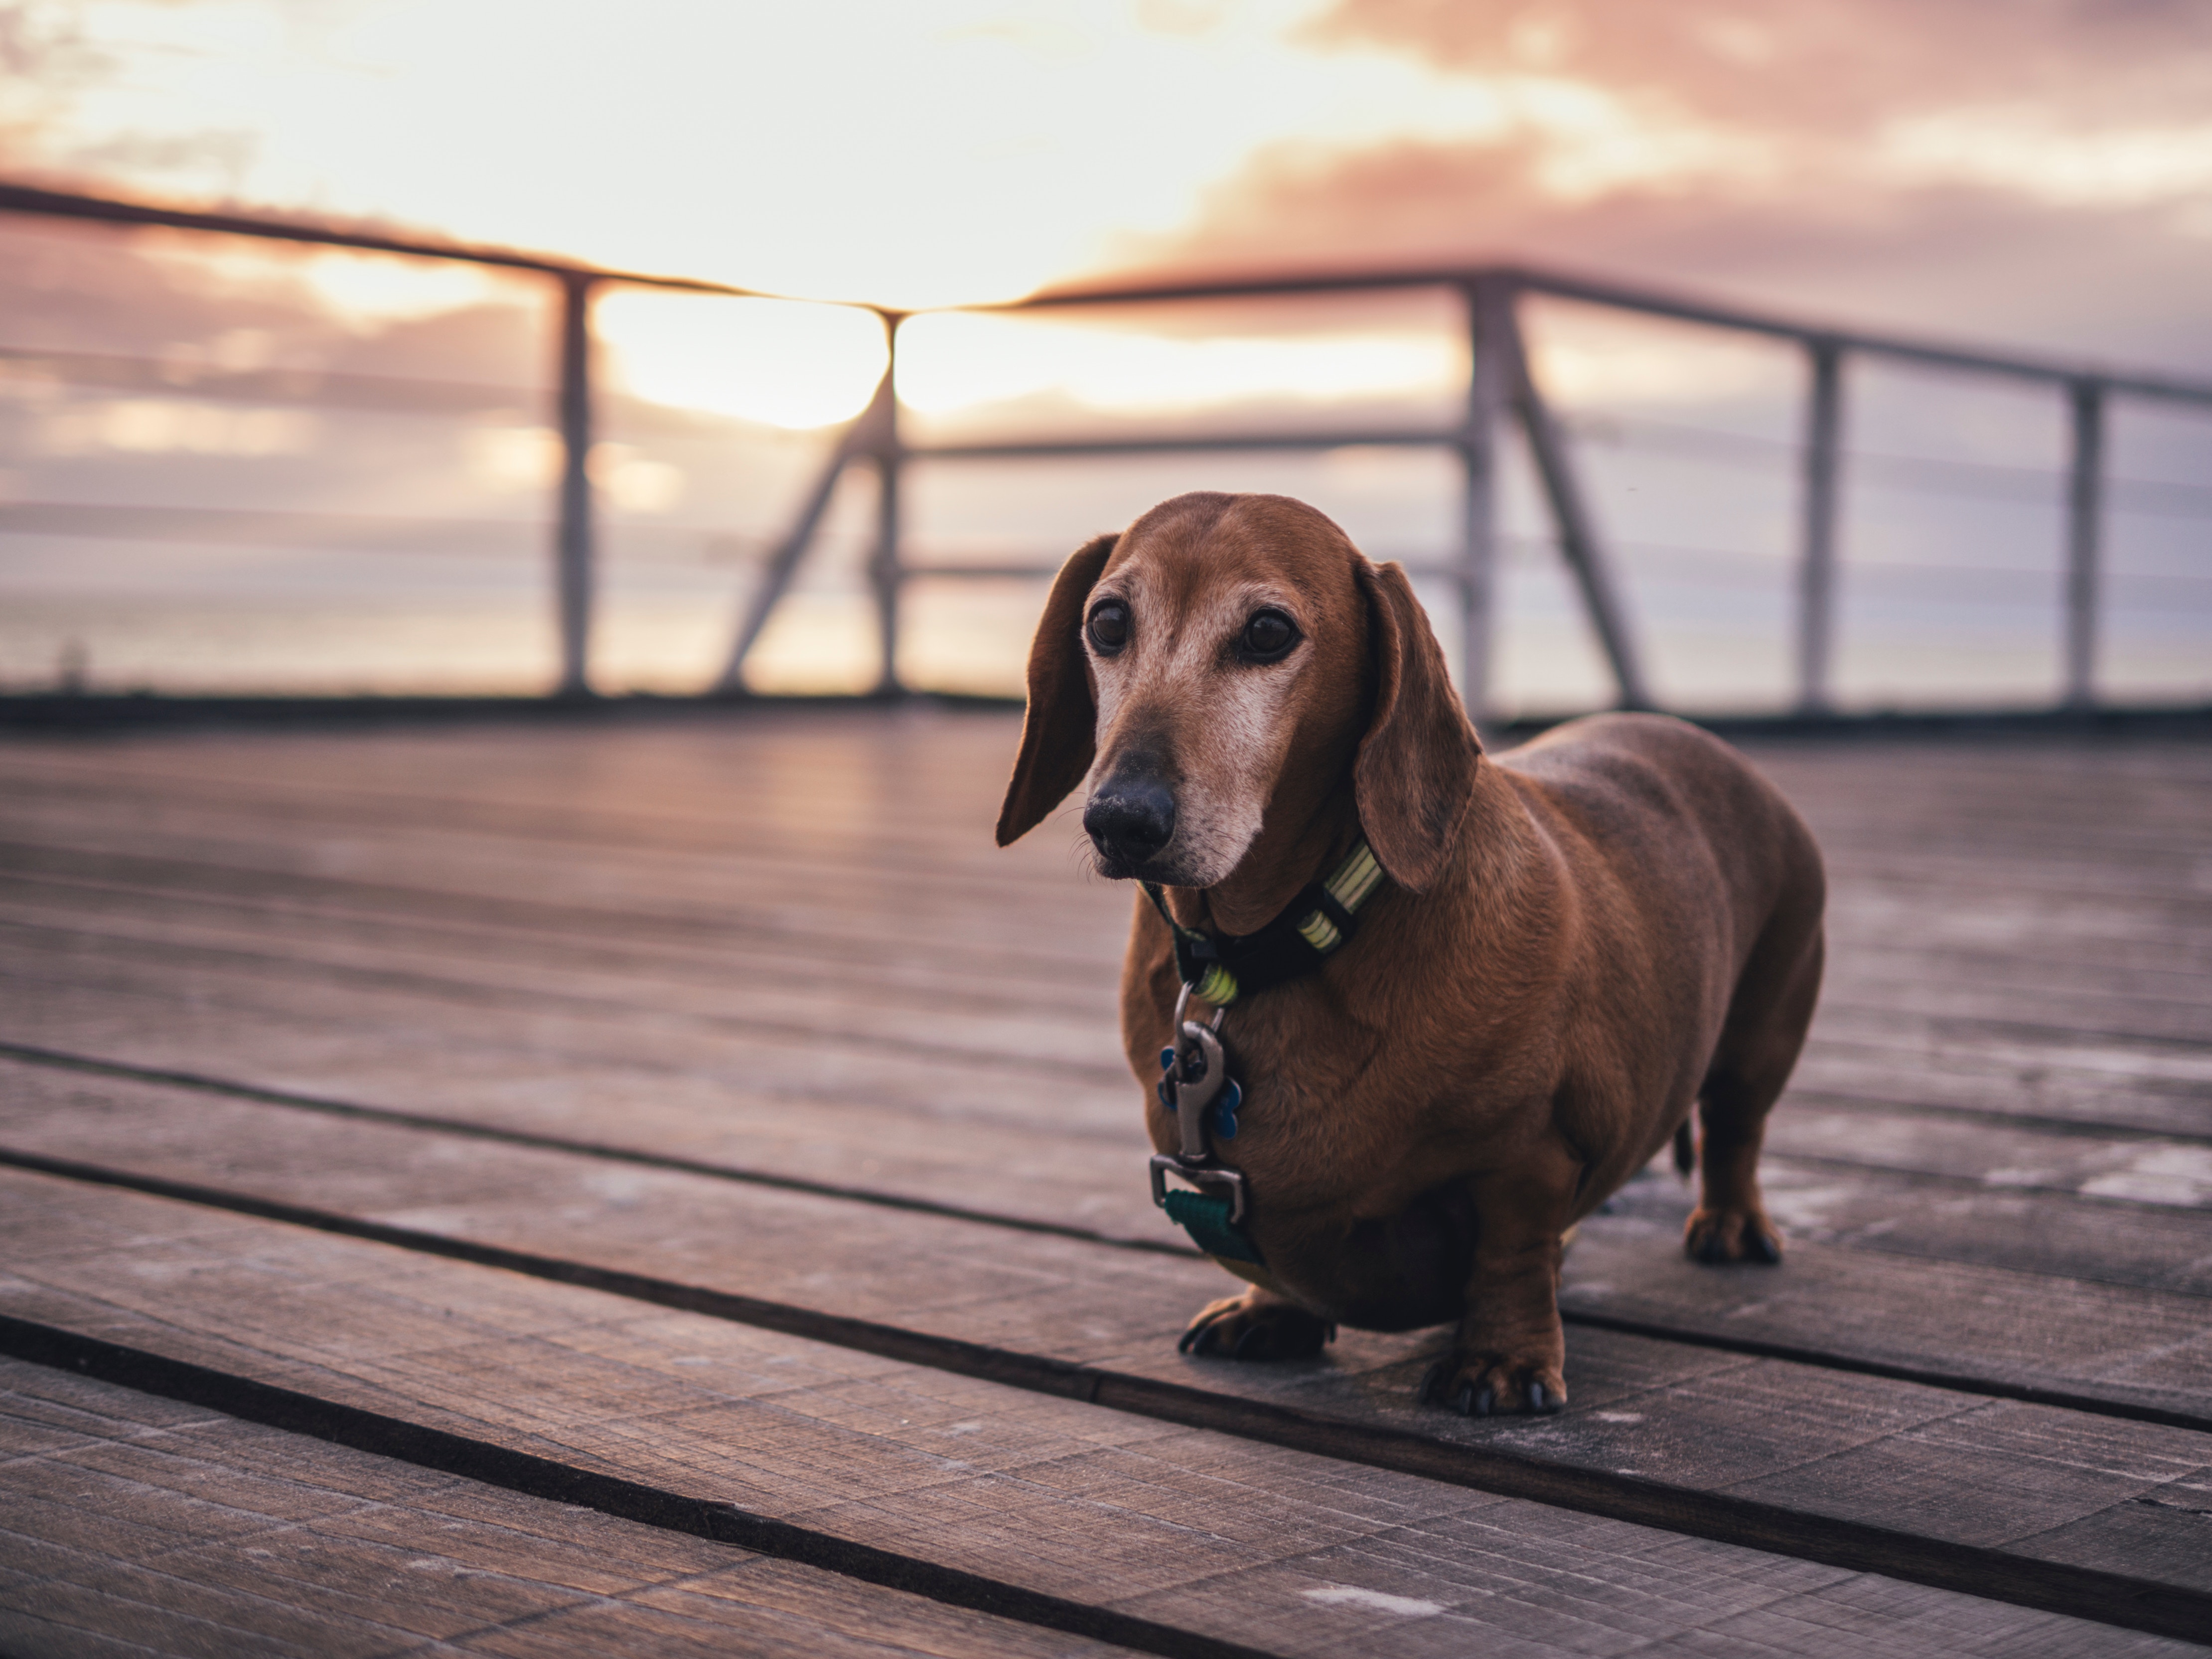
{"left": 1163, "top": 1191, "right": 1264, "bottom": 1265}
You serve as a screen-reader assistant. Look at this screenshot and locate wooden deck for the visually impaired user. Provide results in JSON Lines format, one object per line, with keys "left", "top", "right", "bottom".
{"left": 0, "top": 706, "right": 2207, "bottom": 1658}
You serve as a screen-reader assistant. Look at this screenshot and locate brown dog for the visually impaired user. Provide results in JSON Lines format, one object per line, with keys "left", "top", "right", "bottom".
{"left": 997, "top": 492, "right": 1824, "bottom": 1415}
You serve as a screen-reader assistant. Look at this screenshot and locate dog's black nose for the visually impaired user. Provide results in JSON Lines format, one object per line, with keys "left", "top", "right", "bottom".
{"left": 1085, "top": 778, "right": 1177, "bottom": 871}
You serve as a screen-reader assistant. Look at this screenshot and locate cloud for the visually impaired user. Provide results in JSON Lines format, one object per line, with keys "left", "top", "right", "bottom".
{"left": 1123, "top": 137, "right": 2208, "bottom": 359}
{"left": 1100, "top": 0, "right": 2212, "bottom": 368}
{"left": 1302, "top": 0, "right": 2212, "bottom": 135}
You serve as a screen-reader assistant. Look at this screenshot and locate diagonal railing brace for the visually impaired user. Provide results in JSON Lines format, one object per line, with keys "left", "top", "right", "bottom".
{"left": 1502, "top": 306, "right": 1653, "bottom": 711}
{"left": 712, "top": 361, "right": 895, "bottom": 696}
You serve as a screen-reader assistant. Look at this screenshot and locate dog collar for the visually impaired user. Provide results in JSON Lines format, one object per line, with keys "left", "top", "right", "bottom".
{"left": 1141, "top": 837, "right": 1384, "bottom": 1007}
{"left": 1143, "top": 837, "right": 1385, "bottom": 1270}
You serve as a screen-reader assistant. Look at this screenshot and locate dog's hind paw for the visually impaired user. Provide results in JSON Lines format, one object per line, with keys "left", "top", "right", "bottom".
{"left": 1684, "top": 1205, "right": 1784, "bottom": 1265}
{"left": 1420, "top": 1353, "right": 1566, "bottom": 1417}
{"left": 1177, "top": 1293, "right": 1334, "bottom": 1360}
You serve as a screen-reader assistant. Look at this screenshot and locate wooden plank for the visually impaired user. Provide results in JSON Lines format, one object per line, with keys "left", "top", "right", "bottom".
{"left": 0, "top": 714, "right": 1039, "bottom": 842}
{"left": 1556, "top": 1214, "right": 2212, "bottom": 1414}
{"left": 6, "top": 1005, "right": 2209, "bottom": 1391}
{"left": 0, "top": 734, "right": 1085, "bottom": 885}
{"left": 6, "top": 725, "right": 2204, "bottom": 933}
{"left": 0, "top": 884, "right": 1125, "bottom": 1076}
{"left": 9, "top": 904, "right": 2203, "bottom": 1166}
{"left": 11, "top": 850, "right": 2212, "bottom": 1105}
{"left": 16, "top": 871, "right": 2206, "bottom": 1207}
{"left": 0, "top": 1356, "right": 1146, "bottom": 1659}
{"left": 0, "top": 834, "right": 1122, "bottom": 1022}
{"left": 11, "top": 737, "right": 2209, "bottom": 949}
{"left": 11, "top": 1177, "right": 2193, "bottom": 1658}
{"left": 8, "top": 826, "right": 2206, "bottom": 1168}
{"left": 7, "top": 850, "right": 2210, "bottom": 1078}
{"left": 8, "top": 935, "right": 2211, "bottom": 1308}
{"left": 15, "top": 716, "right": 2209, "bottom": 861}
{"left": 5, "top": 871, "right": 2207, "bottom": 1291}
{"left": 5, "top": 852, "right": 2208, "bottom": 1158}
{"left": 1613, "top": 1156, "right": 2212, "bottom": 1298}
{"left": 0, "top": 806, "right": 1125, "bottom": 970}
{"left": 8, "top": 739, "right": 2203, "bottom": 969}
{"left": 0, "top": 858, "right": 1116, "bottom": 1023}
{"left": 1761, "top": 1098, "right": 2212, "bottom": 1206}
{"left": 9, "top": 730, "right": 2210, "bottom": 911}
{"left": 3, "top": 1083, "right": 2211, "bottom": 1636}
{"left": 0, "top": 924, "right": 1135, "bottom": 1124}
{"left": 2, "top": 1058, "right": 2201, "bottom": 1441}
{"left": 8, "top": 743, "right": 2211, "bottom": 1092}
{"left": 8, "top": 748, "right": 2203, "bottom": 1150}
{"left": 12, "top": 729, "right": 2204, "bottom": 928}
{"left": 1790, "top": 1033, "right": 2211, "bottom": 1139}
{"left": 5, "top": 718, "right": 2210, "bottom": 1650}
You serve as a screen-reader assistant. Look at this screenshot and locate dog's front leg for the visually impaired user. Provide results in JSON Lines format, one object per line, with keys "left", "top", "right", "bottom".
{"left": 1423, "top": 1141, "right": 1579, "bottom": 1416}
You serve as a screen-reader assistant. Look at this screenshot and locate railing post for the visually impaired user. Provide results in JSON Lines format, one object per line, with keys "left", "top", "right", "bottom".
{"left": 1796, "top": 339, "right": 1844, "bottom": 716}
{"left": 2065, "top": 379, "right": 2105, "bottom": 712}
{"left": 1459, "top": 275, "right": 1512, "bottom": 720}
{"left": 552, "top": 272, "right": 598, "bottom": 699}
{"left": 871, "top": 314, "right": 905, "bottom": 698}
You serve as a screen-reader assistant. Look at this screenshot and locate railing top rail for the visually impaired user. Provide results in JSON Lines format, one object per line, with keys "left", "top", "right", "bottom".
{"left": 8, "top": 179, "right": 2212, "bottom": 408}
{"left": 1011, "top": 262, "right": 2212, "bottom": 407}
{"left": 0, "top": 181, "right": 769, "bottom": 300}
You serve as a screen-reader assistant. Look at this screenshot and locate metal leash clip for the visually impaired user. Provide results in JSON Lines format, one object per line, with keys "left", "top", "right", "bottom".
{"left": 1148, "top": 981, "right": 1251, "bottom": 1225}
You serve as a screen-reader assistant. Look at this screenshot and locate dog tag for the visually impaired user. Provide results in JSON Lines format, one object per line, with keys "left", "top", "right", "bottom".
{"left": 1169, "top": 1021, "right": 1226, "bottom": 1161}
{"left": 1212, "top": 1076, "right": 1242, "bottom": 1140}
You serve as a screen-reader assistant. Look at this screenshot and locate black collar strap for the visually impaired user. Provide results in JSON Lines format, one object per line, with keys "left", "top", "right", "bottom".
{"left": 1143, "top": 838, "right": 1384, "bottom": 1006}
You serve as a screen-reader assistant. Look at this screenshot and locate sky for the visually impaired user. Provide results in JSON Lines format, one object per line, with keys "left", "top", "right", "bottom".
{"left": 1, "top": 0, "right": 2207, "bottom": 708}
{"left": 4, "top": 0, "right": 2211, "bottom": 359}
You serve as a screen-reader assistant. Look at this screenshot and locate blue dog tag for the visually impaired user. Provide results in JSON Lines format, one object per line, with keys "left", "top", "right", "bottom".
{"left": 1212, "top": 1077, "right": 1243, "bottom": 1140}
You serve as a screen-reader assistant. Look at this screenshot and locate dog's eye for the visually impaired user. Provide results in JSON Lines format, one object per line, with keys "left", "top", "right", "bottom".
{"left": 1087, "top": 600, "right": 1130, "bottom": 654}
{"left": 1240, "top": 608, "right": 1299, "bottom": 662}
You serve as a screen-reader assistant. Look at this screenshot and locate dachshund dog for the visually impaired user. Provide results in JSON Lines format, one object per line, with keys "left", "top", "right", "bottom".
{"left": 997, "top": 492, "right": 1824, "bottom": 1415}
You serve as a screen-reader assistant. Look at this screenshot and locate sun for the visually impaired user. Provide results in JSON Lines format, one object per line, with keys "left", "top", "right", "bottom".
{"left": 594, "top": 291, "right": 889, "bottom": 431}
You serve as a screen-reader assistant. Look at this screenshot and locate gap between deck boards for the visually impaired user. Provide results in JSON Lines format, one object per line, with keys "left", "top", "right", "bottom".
{"left": 0, "top": 1316, "right": 1270, "bottom": 1659}
{"left": 5, "top": 1039, "right": 2205, "bottom": 1432}
{"left": 4, "top": 1145, "right": 2210, "bottom": 1651}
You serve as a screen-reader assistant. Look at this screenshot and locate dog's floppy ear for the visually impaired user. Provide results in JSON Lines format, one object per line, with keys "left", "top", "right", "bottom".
{"left": 996, "top": 533, "right": 1117, "bottom": 846}
{"left": 1352, "top": 559, "right": 1482, "bottom": 892}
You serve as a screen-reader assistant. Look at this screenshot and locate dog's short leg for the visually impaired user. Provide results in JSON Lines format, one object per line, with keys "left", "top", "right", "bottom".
{"left": 1685, "top": 919, "right": 1822, "bottom": 1266}
{"left": 1424, "top": 1147, "right": 1576, "bottom": 1415}
{"left": 1684, "top": 1086, "right": 1784, "bottom": 1264}
{"left": 1178, "top": 1285, "right": 1335, "bottom": 1360}
{"left": 1686, "top": 1057, "right": 1793, "bottom": 1264}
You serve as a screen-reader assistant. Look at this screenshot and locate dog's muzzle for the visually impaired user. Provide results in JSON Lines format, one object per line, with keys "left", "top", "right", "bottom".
{"left": 1084, "top": 776, "right": 1176, "bottom": 875}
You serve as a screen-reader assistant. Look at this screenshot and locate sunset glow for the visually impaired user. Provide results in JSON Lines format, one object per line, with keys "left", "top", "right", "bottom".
{"left": 894, "top": 311, "right": 1461, "bottom": 422}
{"left": 12, "top": 0, "right": 2208, "bottom": 374}
{"left": 597, "top": 292, "right": 889, "bottom": 430}
{"left": 3, "top": 0, "right": 2206, "bottom": 711}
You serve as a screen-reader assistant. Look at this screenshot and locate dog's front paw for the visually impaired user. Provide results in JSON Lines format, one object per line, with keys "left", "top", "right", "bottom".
{"left": 1177, "top": 1292, "right": 1334, "bottom": 1360}
{"left": 1684, "top": 1205, "right": 1784, "bottom": 1265}
{"left": 1420, "top": 1351, "right": 1566, "bottom": 1416}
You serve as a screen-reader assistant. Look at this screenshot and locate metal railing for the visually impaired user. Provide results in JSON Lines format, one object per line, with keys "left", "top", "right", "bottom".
{"left": 7, "top": 180, "right": 2212, "bottom": 716}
